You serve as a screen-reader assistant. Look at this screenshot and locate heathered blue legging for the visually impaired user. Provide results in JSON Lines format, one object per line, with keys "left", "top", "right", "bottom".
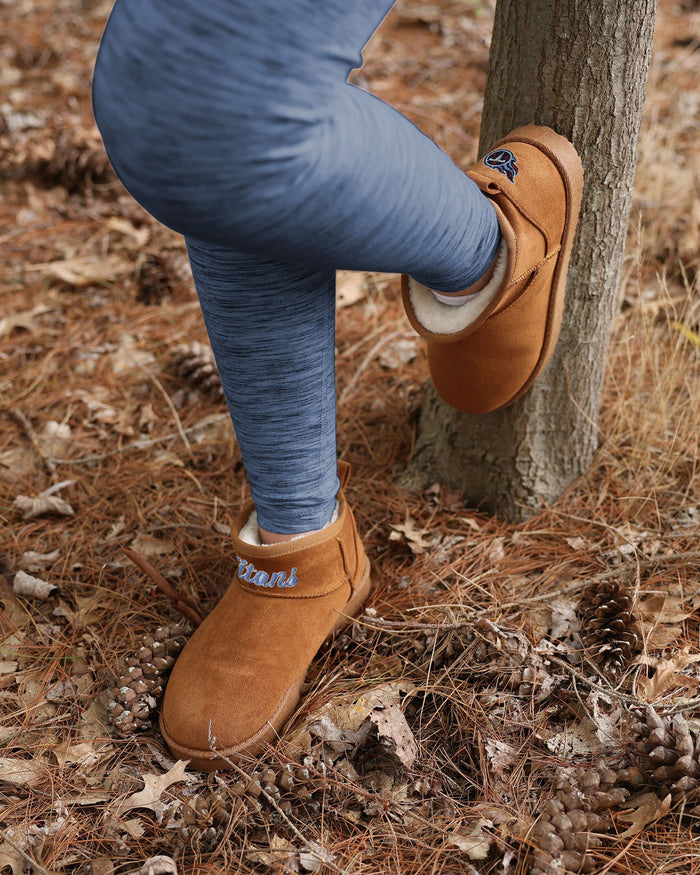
{"left": 92, "top": 0, "right": 501, "bottom": 533}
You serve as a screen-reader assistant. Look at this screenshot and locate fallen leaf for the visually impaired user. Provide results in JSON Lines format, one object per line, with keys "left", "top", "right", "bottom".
{"left": 448, "top": 819, "right": 494, "bottom": 860}
{"left": 587, "top": 690, "right": 623, "bottom": 744}
{"left": 38, "top": 421, "right": 72, "bottom": 457}
{"left": 18, "top": 549, "right": 61, "bottom": 572}
{"left": 113, "top": 760, "right": 191, "bottom": 815}
{"left": 51, "top": 740, "right": 109, "bottom": 769}
{"left": 60, "top": 790, "right": 112, "bottom": 806}
{"left": 485, "top": 739, "right": 517, "bottom": 777}
{"left": 377, "top": 336, "right": 418, "bottom": 369}
{"left": 617, "top": 791, "right": 672, "bottom": 838}
{"left": 13, "top": 494, "right": 75, "bottom": 520}
{"left": 0, "top": 757, "right": 49, "bottom": 787}
{"left": 549, "top": 596, "right": 579, "bottom": 639}
{"left": 123, "top": 856, "right": 178, "bottom": 875}
{"left": 138, "top": 402, "right": 158, "bottom": 432}
{"left": 336, "top": 271, "right": 367, "bottom": 308}
{"left": 544, "top": 719, "right": 600, "bottom": 758}
{"left": 122, "top": 818, "right": 146, "bottom": 839}
{"left": 247, "top": 835, "right": 298, "bottom": 871}
{"left": 487, "top": 536, "right": 505, "bottom": 562}
{"left": 0, "top": 840, "right": 25, "bottom": 875}
{"left": 565, "top": 536, "right": 588, "bottom": 550}
{"left": 637, "top": 592, "right": 692, "bottom": 625}
{"left": 45, "top": 678, "right": 79, "bottom": 702}
{"left": 307, "top": 714, "right": 373, "bottom": 752}
{"left": 345, "top": 680, "right": 418, "bottom": 730}
{"left": 130, "top": 532, "right": 176, "bottom": 558}
{"left": 389, "top": 516, "right": 432, "bottom": 555}
{"left": 637, "top": 650, "right": 700, "bottom": 702}
{"left": 369, "top": 704, "right": 418, "bottom": 769}
{"left": 13, "top": 570, "right": 57, "bottom": 600}
{"left": 106, "top": 216, "right": 151, "bottom": 248}
{"left": 34, "top": 254, "right": 133, "bottom": 287}
{"left": 299, "top": 842, "right": 335, "bottom": 873}
{"left": 0, "top": 660, "right": 19, "bottom": 675}
{"left": 0, "top": 303, "right": 53, "bottom": 337}
{"left": 110, "top": 335, "right": 156, "bottom": 374}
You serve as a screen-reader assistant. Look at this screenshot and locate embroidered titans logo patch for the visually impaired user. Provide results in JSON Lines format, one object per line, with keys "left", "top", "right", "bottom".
{"left": 483, "top": 148, "right": 518, "bottom": 182}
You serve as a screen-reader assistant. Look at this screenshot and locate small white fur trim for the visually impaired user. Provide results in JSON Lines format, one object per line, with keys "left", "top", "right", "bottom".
{"left": 239, "top": 502, "right": 340, "bottom": 546}
{"left": 408, "top": 243, "right": 508, "bottom": 335}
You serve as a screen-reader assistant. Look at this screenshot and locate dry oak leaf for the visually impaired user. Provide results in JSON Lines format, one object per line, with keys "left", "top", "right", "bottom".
{"left": 0, "top": 841, "right": 25, "bottom": 875}
{"left": 0, "top": 303, "right": 53, "bottom": 337}
{"left": 636, "top": 649, "right": 700, "bottom": 702}
{"left": 0, "top": 757, "right": 49, "bottom": 787}
{"left": 113, "top": 760, "right": 191, "bottom": 816}
{"left": 13, "top": 570, "right": 57, "bottom": 599}
{"left": 389, "top": 516, "right": 432, "bottom": 555}
{"left": 370, "top": 704, "right": 418, "bottom": 769}
{"left": 617, "top": 791, "right": 672, "bottom": 839}
{"left": 13, "top": 493, "right": 75, "bottom": 520}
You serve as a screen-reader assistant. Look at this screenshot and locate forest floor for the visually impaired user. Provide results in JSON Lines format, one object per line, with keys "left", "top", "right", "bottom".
{"left": 1, "top": 0, "right": 700, "bottom": 873}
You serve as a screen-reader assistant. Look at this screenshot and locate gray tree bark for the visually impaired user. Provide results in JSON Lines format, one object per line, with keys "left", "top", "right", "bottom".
{"left": 406, "top": 0, "right": 658, "bottom": 521}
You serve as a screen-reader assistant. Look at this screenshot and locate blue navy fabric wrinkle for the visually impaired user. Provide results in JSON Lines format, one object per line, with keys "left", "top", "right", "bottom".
{"left": 92, "top": 0, "right": 501, "bottom": 533}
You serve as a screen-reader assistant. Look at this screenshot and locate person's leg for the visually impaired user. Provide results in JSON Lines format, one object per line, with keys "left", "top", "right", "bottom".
{"left": 185, "top": 241, "right": 338, "bottom": 537}
{"left": 92, "top": 0, "right": 501, "bottom": 294}
{"left": 92, "top": 0, "right": 502, "bottom": 537}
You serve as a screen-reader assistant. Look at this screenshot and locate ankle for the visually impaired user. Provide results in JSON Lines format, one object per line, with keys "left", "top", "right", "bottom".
{"left": 430, "top": 246, "right": 501, "bottom": 307}
{"left": 258, "top": 526, "right": 319, "bottom": 545}
{"left": 238, "top": 503, "right": 340, "bottom": 547}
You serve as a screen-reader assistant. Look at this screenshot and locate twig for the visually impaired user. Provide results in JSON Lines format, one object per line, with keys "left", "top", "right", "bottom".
{"left": 338, "top": 330, "right": 402, "bottom": 403}
{"left": 0, "top": 826, "right": 52, "bottom": 875}
{"left": 145, "top": 369, "right": 193, "bottom": 458}
{"left": 121, "top": 545, "right": 203, "bottom": 627}
{"left": 8, "top": 408, "right": 56, "bottom": 475}
{"left": 42, "top": 413, "right": 229, "bottom": 466}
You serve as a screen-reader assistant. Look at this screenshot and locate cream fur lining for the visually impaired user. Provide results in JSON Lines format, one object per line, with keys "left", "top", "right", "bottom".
{"left": 239, "top": 503, "right": 340, "bottom": 546}
{"left": 408, "top": 243, "right": 508, "bottom": 335}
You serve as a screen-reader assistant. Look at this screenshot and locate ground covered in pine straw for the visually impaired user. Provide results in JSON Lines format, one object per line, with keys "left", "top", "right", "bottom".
{"left": 1, "top": 0, "right": 699, "bottom": 873}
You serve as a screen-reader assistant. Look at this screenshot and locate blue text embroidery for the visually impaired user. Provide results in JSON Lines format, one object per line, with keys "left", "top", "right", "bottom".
{"left": 236, "top": 556, "right": 298, "bottom": 588}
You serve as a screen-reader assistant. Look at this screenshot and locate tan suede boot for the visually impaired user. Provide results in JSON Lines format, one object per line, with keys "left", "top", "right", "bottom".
{"left": 402, "top": 125, "right": 584, "bottom": 414}
{"left": 160, "top": 462, "right": 370, "bottom": 770}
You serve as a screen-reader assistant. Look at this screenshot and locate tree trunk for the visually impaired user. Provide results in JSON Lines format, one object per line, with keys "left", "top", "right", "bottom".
{"left": 406, "top": 0, "right": 657, "bottom": 521}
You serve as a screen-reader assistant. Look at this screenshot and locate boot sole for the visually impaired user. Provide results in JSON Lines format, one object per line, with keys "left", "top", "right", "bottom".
{"left": 160, "top": 557, "right": 372, "bottom": 770}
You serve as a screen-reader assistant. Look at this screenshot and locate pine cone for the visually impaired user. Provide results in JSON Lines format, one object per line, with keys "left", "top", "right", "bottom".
{"left": 107, "top": 623, "right": 187, "bottom": 734}
{"left": 178, "top": 760, "right": 331, "bottom": 844}
{"left": 578, "top": 580, "right": 639, "bottom": 675}
{"left": 169, "top": 341, "right": 224, "bottom": 400}
{"left": 632, "top": 706, "right": 700, "bottom": 807}
{"left": 531, "top": 764, "right": 630, "bottom": 874}
{"left": 181, "top": 788, "right": 244, "bottom": 850}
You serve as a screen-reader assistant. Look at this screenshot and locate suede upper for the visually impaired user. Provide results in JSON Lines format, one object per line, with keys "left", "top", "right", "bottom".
{"left": 402, "top": 125, "right": 584, "bottom": 414}
{"left": 159, "top": 462, "right": 370, "bottom": 770}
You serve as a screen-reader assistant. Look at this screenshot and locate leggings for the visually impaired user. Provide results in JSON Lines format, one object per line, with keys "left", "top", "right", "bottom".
{"left": 92, "top": 0, "right": 501, "bottom": 533}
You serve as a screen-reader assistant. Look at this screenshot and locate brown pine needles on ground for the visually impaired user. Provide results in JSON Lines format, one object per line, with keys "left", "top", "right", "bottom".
{"left": 1, "top": 1, "right": 700, "bottom": 873}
